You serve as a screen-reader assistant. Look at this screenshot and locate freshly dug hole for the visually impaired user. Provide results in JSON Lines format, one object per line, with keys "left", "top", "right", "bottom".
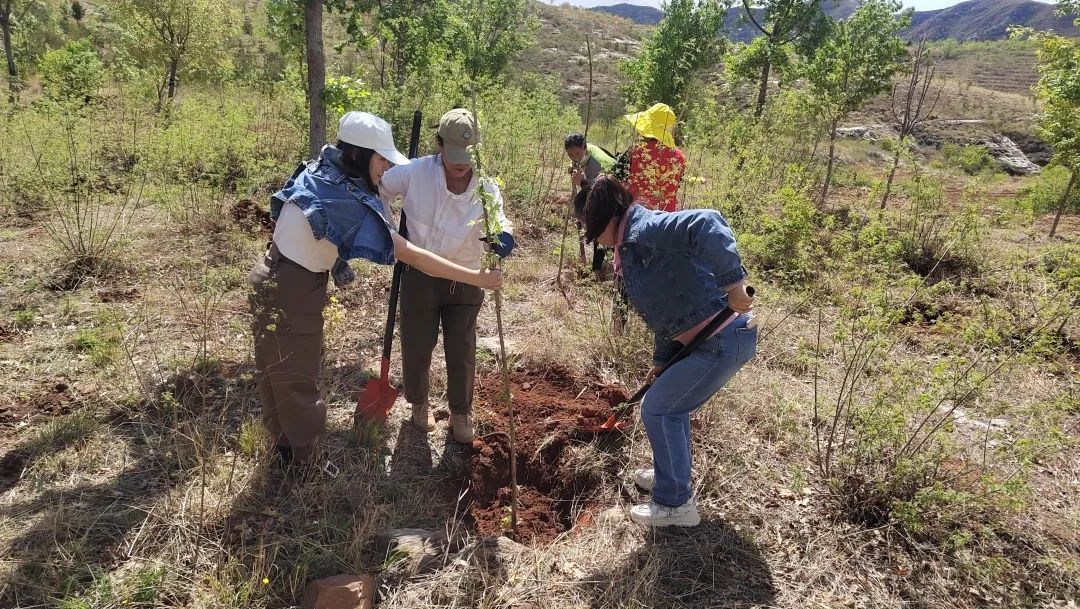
{"left": 465, "top": 365, "right": 628, "bottom": 544}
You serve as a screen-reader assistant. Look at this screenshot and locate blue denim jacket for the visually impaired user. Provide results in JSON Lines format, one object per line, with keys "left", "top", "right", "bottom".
{"left": 616, "top": 205, "right": 748, "bottom": 365}
{"left": 270, "top": 145, "right": 396, "bottom": 286}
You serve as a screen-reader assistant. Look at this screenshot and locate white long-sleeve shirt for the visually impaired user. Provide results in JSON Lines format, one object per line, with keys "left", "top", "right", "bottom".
{"left": 380, "top": 154, "right": 513, "bottom": 270}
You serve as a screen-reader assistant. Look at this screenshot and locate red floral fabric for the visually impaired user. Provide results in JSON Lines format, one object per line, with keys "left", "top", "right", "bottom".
{"left": 626, "top": 140, "right": 687, "bottom": 212}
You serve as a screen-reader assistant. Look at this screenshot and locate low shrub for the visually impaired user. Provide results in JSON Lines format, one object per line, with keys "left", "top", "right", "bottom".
{"left": 939, "top": 143, "right": 995, "bottom": 176}
{"left": 38, "top": 39, "right": 104, "bottom": 104}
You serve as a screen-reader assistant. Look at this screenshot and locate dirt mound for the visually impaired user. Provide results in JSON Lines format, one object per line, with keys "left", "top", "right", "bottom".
{"left": 0, "top": 381, "right": 79, "bottom": 490}
{"left": 465, "top": 365, "right": 627, "bottom": 544}
{"left": 230, "top": 198, "right": 273, "bottom": 234}
{"left": 0, "top": 381, "right": 76, "bottom": 438}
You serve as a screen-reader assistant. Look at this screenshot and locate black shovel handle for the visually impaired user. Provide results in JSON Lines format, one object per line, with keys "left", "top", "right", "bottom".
{"left": 619, "top": 285, "right": 756, "bottom": 411}
{"left": 379, "top": 110, "right": 423, "bottom": 360}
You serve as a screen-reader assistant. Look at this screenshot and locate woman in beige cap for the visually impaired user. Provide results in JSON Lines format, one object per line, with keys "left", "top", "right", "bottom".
{"left": 248, "top": 111, "right": 502, "bottom": 467}
{"left": 380, "top": 108, "right": 515, "bottom": 443}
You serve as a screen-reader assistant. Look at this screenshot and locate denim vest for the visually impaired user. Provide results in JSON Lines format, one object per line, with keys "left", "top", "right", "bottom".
{"left": 616, "top": 205, "right": 748, "bottom": 363}
{"left": 270, "top": 146, "right": 396, "bottom": 286}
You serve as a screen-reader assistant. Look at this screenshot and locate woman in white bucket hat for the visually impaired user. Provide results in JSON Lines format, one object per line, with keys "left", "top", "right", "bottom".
{"left": 247, "top": 111, "right": 502, "bottom": 467}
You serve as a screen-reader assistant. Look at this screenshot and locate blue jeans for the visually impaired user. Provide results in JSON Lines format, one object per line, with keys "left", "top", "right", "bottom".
{"left": 641, "top": 314, "right": 758, "bottom": 507}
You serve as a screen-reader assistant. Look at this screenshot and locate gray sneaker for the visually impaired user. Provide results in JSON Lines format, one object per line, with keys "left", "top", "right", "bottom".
{"left": 632, "top": 468, "right": 655, "bottom": 492}
{"left": 629, "top": 497, "right": 700, "bottom": 527}
{"left": 450, "top": 414, "right": 475, "bottom": 443}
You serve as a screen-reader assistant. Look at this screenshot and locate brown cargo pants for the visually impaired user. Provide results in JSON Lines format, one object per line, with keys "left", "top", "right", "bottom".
{"left": 248, "top": 244, "right": 328, "bottom": 462}
{"left": 399, "top": 266, "right": 484, "bottom": 415}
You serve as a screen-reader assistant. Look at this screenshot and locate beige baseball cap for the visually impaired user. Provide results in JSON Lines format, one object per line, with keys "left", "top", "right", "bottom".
{"left": 438, "top": 108, "right": 480, "bottom": 165}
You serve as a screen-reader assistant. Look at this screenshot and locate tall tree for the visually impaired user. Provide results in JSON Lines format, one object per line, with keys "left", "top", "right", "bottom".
{"left": 740, "top": 0, "right": 830, "bottom": 117}
{"left": 621, "top": 0, "right": 726, "bottom": 115}
{"left": 1010, "top": 1, "right": 1079, "bottom": 238}
{"left": 882, "top": 39, "right": 942, "bottom": 209}
{"left": 1058, "top": 0, "right": 1079, "bottom": 21}
{"left": 450, "top": 0, "right": 537, "bottom": 83}
{"left": 1, "top": 0, "right": 63, "bottom": 102}
{"left": 305, "top": 0, "right": 325, "bottom": 157}
{"left": 804, "top": 0, "right": 910, "bottom": 204}
{"left": 109, "top": 0, "right": 229, "bottom": 106}
{"left": 332, "top": 0, "right": 453, "bottom": 88}
{"left": 1022, "top": 27, "right": 1079, "bottom": 238}
{"left": 1, "top": 0, "right": 25, "bottom": 101}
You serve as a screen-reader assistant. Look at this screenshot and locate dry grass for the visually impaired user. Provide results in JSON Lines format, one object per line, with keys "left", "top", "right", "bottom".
{"left": 1, "top": 73, "right": 1078, "bottom": 609}
{"left": 2, "top": 172, "right": 1076, "bottom": 607}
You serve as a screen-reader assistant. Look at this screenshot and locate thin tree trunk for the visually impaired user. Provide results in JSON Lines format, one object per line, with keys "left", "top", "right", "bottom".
{"left": 755, "top": 55, "right": 771, "bottom": 117}
{"left": 2, "top": 18, "right": 16, "bottom": 102}
{"left": 1049, "top": 169, "right": 1076, "bottom": 239}
{"left": 305, "top": 0, "right": 326, "bottom": 159}
{"left": 880, "top": 147, "right": 902, "bottom": 209}
{"left": 820, "top": 121, "right": 838, "bottom": 204}
{"left": 166, "top": 56, "right": 180, "bottom": 100}
{"left": 155, "top": 73, "right": 168, "bottom": 112}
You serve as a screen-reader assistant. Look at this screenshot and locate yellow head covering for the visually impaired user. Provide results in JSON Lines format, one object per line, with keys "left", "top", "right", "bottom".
{"left": 625, "top": 103, "right": 677, "bottom": 149}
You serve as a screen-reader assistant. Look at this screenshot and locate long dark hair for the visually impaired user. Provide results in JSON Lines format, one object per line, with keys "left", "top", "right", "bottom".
{"left": 577, "top": 174, "right": 633, "bottom": 243}
{"left": 336, "top": 140, "right": 378, "bottom": 193}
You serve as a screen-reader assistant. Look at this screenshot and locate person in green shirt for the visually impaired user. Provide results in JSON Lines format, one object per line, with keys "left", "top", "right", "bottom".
{"left": 565, "top": 133, "right": 617, "bottom": 274}
{"left": 565, "top": 133, "right": 615, "bottom": 189}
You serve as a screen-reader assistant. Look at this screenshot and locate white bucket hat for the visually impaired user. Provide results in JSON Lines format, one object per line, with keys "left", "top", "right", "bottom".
{"left": 337, "top": 112, "right": 410, "bottom": 165}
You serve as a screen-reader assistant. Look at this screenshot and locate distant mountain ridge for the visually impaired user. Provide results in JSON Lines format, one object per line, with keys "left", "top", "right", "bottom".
{"left": 593, "top": 0, "right": 1079, "bottom": 41}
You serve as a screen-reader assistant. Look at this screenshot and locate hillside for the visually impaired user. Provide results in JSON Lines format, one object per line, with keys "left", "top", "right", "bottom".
{"left": 589, "top": 2, "right": 664, "bottom": 24}
{"left": 523, "top": 2, "right": 1041, "bottom": 132}
{"left": 909, "top": 0, "right": 1079, "bottom": 40}
{"left": 595, "top": 0, "right": 1079, "bottom": 40}
{"left": 521, "top": 1, "right": 648, "bottom": 116}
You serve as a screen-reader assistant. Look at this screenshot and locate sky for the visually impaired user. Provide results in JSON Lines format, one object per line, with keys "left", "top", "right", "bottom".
{"left": 538, "top": 0, "right": 1053, "bottom": 13}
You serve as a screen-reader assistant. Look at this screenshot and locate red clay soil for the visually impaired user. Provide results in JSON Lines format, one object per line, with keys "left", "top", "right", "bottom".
{"left": 0, "top": 381, "right": 78, "bottom": 491}
{"left": 465, "top": 364, "right": 627, "bottom": 544}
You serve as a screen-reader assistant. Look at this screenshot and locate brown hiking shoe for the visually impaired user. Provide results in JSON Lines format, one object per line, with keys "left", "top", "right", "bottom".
{"left": 450, "top": 414, "right": 475, "bottom": 443}
{"left": 412, "top": 402, "right": 435, "bottom": 432}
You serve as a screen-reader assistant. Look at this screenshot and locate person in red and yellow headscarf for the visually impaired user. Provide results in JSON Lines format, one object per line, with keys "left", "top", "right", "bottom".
{"left": 613, "top": 103, "right": 687, "bottom": 213}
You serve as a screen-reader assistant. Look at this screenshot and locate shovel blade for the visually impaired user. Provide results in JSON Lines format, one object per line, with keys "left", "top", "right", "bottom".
{"left": 355, "top": 358, "right": 398, "bottom": 424}
{"left": 585, "top": 413, "right": 628, "bottom": 434}
{"left": 356, "top": 381, "right": 398, "bottom": 423}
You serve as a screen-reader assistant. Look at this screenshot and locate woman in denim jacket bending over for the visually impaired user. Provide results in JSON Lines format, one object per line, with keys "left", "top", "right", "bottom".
{"left": 576, "top": 175, "right": 757, "bottom": 527}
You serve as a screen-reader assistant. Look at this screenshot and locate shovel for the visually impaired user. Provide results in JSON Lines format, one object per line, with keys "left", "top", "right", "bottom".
{"left": 588, "top": 286, "right": 756, "bottom": 434}
{"left": 354, "top": 110, "right": 423, "bottom": 425}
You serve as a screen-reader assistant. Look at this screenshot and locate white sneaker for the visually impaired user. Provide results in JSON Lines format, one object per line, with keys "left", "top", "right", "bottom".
{"left": 632, "top": 468, "right": 655, "bottom": 492}
{"left": 629, "top": 497, "right": 701, "bottom": 527}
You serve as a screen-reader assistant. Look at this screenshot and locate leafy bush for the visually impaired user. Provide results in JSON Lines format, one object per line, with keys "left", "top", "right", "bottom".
{"left": 1012, "top": 165, "right": 1079, "bottom": 217}
{"left": 815, "top": 321, "right": 1038, "bottom": 541}
{"left": 38, "top": 39, "right": 104, "bottom": 103}
{"left": 898, "top": 175, "right": 984, "bottom": 281}
{"left": 738, "top": 186, "right": 823, "bottom": 287}
{"left": 140, "top": 88, "right": 298, "bottom": 193}
{"left": 939, "top": 143, "right": 994, "bottom": 175}
{"left": 323, "top": 76, "right": 372, "bottom": 116}
{"left": 41, "top": 136, "right": 137, "bottom": 287}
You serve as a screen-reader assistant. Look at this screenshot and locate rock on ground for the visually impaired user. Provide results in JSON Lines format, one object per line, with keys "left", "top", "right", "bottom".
{"left": 835, "top": 124, "right": 898, "bottom": 142}
{"left": 470, "top": 535, "right": 527, "bottom": 573}
{"left": 477, "top": 336, "right": 519, "bottom": 358}
{"left": 302, "top": 574, "right": 375, "bottom": 609}
{"left": 983, "top": 135, "right": 1041, "bottom": 175}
